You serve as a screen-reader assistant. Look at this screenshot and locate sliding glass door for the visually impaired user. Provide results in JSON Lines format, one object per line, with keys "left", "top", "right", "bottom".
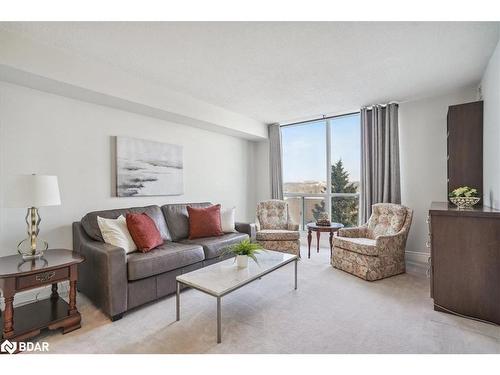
{"left": 282, "top": 113, "right": 360, "bottom": 229}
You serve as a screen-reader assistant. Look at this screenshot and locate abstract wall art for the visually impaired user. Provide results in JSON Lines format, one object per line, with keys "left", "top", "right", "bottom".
{"left": 116, "top": 136, "right": 183, "bottom": 197}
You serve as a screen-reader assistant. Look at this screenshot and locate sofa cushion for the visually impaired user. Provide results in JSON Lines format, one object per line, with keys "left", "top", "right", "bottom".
{"left": 97, "top": 215, "right": 137, "bottom": 254}
{"left": 256, "top": 229, "right": 300, "bottom": 241}
{"left": 126, "top": 241, "right": 205, "bottom": 281}
{"left": 180, "top": 232, "right": 249, "bottom": 259}
{"left": 220, "top": 206, "right": 237, "bottom": 233}
{"left": 187, "top": 204, "right": 224, "bottom": 239}
{"left": 367, "top": 203, "right": 407, "bottom": 238}
{"left": 161, "top": 202, "right": 211, "bottom": 241}
{"left": 82, "top": 205, "right": 171, "bottom": 242}
{"left": 333, "top": 236, "right": 378, "bottom": 256}
{"left": 126, "top": 213, "right": 163, "bottom": 252}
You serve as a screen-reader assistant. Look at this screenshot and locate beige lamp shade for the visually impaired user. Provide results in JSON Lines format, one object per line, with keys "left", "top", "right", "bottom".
{"left": 6, "top": 174, "right": 61, "bottom": 208}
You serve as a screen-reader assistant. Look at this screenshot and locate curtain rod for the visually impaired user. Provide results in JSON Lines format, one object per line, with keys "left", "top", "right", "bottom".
{"left": 279, "top": 111, "right": 360, "bottom": 127}
{"left": 279, "top": 102, "right": 399, "bottom": 127}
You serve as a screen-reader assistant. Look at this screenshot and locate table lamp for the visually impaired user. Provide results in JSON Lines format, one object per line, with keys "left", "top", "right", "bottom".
{"left": 6, "top": 174, "right": 61, "bottom": 259}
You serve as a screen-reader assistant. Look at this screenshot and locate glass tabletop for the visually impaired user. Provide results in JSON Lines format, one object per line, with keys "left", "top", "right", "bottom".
{"left": 176, "top": 250, "right": 297, "bottom": 297}
{"left": 306, "top": 222, "right": 344, "bottom": 229}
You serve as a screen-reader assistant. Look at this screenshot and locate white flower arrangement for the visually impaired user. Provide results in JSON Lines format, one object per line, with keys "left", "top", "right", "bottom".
{"left": 449, "top": 186, "right": 478, "bottom": 198}
{"left": 449, "top": 186, "right": 480, "bottom": 209}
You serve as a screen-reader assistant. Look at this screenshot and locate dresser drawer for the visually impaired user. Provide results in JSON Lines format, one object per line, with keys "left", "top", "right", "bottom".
{"left": 17, "top": 267, "right": 69, "bottom": 290}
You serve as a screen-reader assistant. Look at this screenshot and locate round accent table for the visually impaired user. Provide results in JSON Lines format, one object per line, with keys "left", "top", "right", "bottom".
{"left": 306, "top": 222, "right": 344, "bottom": 259}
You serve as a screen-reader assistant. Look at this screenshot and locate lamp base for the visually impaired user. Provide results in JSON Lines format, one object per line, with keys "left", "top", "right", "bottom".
{"left": 17, "top": 237, "right": 47, "bottom": 260}
{"left": 17, "top": 207, "right": 48, "bottom": 260}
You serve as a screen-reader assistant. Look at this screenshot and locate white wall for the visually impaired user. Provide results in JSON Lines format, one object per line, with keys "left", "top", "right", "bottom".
{"left": 399, "top": 85, "right": 478, "bottom": 259}
{"left": 480, "top": 38, "right": 500, "bottom": 210}
{"left": 0, "top": 82, "right": 257, "bottom": 257}
{"left": 0, "top": 29, "right": 267, "bottom": 140}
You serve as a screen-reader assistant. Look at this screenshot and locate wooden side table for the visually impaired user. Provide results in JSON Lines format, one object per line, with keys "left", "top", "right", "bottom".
{"left": 0, "top": 249, "right": 85, "bottom": 344}
{"left": 306, "top": 222, "right": 344, "bottom": 259}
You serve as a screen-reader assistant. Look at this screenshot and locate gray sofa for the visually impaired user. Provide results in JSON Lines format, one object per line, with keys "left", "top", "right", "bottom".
{"left": 72, "top": 202, "right": 256, "bottom": 321}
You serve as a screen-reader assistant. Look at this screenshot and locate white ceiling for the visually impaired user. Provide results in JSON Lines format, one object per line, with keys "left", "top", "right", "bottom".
{"left": 1, "top": 22, "right": 499, "bottom": 124}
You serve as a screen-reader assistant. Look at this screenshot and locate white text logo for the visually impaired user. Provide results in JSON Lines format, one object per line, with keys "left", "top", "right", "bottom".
{"left": 1, "top": 339, "right": 49, "bottom": 354}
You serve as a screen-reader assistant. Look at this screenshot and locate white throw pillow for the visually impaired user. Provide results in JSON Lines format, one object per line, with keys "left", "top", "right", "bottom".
{"left": 220, "top": 207, "right": 236, "bottom": 233}
{"left": 97, "top": 215, "right": 137, "bottom": 254}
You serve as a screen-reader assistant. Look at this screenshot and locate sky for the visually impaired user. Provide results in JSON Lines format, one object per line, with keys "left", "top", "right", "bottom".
{"left": 282, "top": 113, "right": 360, "bottom": 183}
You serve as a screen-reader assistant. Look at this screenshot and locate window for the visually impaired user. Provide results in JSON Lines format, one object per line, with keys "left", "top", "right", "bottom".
{"left": 282, "top": 120, "right": 327, "bottom": 227}
{"left": 281, "top": 113, "right": 360, "bottom": 229}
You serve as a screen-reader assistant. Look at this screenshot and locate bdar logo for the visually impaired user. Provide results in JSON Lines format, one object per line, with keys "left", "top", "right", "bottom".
{"left": 1, "top": 340, "right": 17, "bottom": 354}
{"left": 0, "top": 340, "right": 49, "bottom": 354}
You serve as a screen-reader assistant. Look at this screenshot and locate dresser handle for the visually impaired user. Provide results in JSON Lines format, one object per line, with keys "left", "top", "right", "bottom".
{"left": 35, "top": 271, "right": 56, "bottom": 282}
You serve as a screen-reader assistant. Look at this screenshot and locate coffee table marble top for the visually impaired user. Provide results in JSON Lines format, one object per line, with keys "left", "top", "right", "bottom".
{"left": 176, "top": 250, "right": 297, "bottom": 297}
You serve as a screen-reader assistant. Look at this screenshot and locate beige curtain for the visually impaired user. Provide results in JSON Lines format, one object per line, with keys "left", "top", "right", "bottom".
{"left": 268, "top": 123, "right": 283, "bottom": 200}
{"left": 360, "top": 103, "right": 401, "bottom": 223}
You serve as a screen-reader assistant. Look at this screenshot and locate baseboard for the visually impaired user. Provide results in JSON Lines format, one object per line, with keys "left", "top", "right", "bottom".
{"left": 405, "top": 250, "right": 430, "bottom": 266}
{"left": 405, "top": 251, "right": 430, "bottom": 277}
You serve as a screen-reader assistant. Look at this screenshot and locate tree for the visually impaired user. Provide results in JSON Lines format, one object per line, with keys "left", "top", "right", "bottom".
{"left": 312, "top": 159, "right": 359, "bottom": 227}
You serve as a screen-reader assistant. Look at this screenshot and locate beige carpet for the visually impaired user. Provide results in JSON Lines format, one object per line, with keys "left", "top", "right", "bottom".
{"left": 37, "top": 240, "right": 500, "bottom": 354}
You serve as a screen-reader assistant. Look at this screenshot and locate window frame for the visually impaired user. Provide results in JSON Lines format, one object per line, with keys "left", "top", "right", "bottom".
{"left": 281, "top": 111, "right": 361, "bottom": 229}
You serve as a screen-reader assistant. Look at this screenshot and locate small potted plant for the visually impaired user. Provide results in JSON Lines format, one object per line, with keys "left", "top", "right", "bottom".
{"left": 449, "top": 186, "right": 480, "bottom": 209}
{"left": 221, "top": 239, "right": 264, "bottom": 268}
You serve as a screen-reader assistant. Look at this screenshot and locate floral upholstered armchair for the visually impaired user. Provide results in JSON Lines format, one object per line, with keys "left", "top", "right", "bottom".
{"left": 332, "top": 203, "right": 413, "bottom": 281}
{"left": 255, "top": 200, "right": 300, "bottom": 256}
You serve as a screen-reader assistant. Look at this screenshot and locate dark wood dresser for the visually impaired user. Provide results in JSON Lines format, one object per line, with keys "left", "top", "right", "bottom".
{"left": 429, "top": 202, "right": 500, "bottom": 325}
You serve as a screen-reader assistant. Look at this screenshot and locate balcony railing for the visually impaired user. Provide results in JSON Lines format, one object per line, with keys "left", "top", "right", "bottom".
{"left": 284, "top": 192, "right": 360, "bottom": 230}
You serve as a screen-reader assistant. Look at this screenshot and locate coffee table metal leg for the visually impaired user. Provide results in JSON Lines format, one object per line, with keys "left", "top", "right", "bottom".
{"left": 217, "top": 297, "right": 222, "bottom": 343}
{"left": 294, "top": 258, "right": 298, "bottom": 290}
{"left": 176, "top": 281, "right": 180, "bottom": 321}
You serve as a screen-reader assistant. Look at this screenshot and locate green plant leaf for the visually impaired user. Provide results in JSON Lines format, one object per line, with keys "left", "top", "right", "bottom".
{"left": 219, "top": 239, "right": 264, "bottom": 258}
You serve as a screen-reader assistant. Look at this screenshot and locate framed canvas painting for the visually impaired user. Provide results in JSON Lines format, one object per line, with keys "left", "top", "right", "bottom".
{"left": 116, "top": 136, "right": 183, "bottom": 196}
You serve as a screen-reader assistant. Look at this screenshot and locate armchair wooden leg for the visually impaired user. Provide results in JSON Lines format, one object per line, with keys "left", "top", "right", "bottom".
{"left": 329, "top": 231, "right": 334, "bottom": 262}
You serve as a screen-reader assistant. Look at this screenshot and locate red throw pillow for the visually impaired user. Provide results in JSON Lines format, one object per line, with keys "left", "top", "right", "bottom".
{"left": 126, "top": 213, "right": 163, "bottom": 252}
{"left": 187, "top": 204, "right": 224, "bottom": 240}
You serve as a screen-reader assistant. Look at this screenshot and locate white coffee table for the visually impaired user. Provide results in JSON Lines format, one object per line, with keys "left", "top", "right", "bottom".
{"left": 175, "top": 250, "right": 298, "bottom": 343}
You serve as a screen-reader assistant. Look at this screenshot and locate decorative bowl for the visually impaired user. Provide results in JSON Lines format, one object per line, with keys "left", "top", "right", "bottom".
{"left": 316, "top": 212, "right": 331, "bottom": 226}
{"left": 449, "top": 196, "right": 480, "bottom": 209}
